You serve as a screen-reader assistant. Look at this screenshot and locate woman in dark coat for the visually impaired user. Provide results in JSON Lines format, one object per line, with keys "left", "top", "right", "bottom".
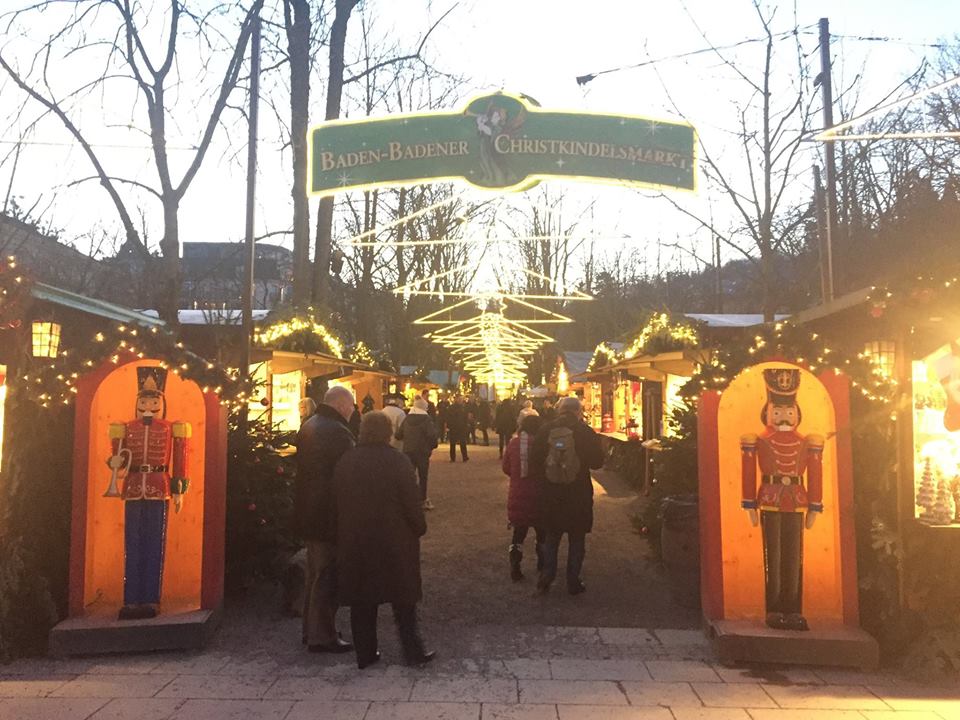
{"left": 501, "top": 414, "right": 544, "bottom": 581}
{"left": 334, "top": 411, "right": 434, "bottom": 669}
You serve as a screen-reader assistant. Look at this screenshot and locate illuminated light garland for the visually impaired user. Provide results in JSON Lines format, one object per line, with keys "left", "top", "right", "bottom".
{"left": 395, "top": 264, "right": 592, "bottom": 302}
{"left": 622, "top": 312, "right": 701, "bottom": 360}
{"left": 347, "top": 340, "right": 376, "bottom": 367}
{"left": 13, "top": 322, "right": 250, "bottom": 411}
{"left": 586, "top": 340, "right": 622, "bottom": 371}
{"left": 691, "top": 319, "right": 896, "bottom": 404}
{"left": 253, "top": 309, "right": 344, "bottom": 358}
{"left": 0, "top": 256, "right": 249, "bottom": 411}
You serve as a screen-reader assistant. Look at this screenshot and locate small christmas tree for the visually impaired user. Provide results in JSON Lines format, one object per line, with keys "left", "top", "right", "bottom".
{"left": 916, "top": 457, "right": 937, "bottom": 520}
{"left": 932, "top": 475, "right": 956, "bottom": 525}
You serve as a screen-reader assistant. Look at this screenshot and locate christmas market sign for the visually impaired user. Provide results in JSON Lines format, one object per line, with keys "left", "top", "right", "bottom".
{"left": 309, "top": 92, "right": 696, "bottom": 196}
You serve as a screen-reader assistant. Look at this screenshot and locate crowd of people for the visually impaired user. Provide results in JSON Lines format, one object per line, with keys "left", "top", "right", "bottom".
{"left": 294, "top": 385, "right": 603, "bottom": 670}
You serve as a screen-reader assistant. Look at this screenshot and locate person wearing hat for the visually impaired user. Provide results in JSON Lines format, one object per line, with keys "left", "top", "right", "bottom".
{"left": 396, "top": 397, "right": 439, "bottom": 510}
{"left": 382, "top": 395, "right": 407, "bottom": 450}
{"left": 106, "top": 367, "right": 191, "bottom": 620}
{"left": 740, "top": 367, "right": 824, "bottom": 632}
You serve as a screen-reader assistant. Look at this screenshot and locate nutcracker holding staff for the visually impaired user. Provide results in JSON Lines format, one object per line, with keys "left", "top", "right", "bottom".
{"left": 106, "top": 367, "right": 190, "bottom": 620}
{"left": 740, "top": 368, "right": 823, "bottom": 631}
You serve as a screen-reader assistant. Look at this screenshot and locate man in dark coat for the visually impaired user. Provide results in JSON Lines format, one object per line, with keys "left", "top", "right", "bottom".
{"left": 396, "top": 398, "right": 439, "bottom": 510}
{"left": 335, "top": 411, "right": 434, "bottom": 669}
{"left": 529, "top": 396, "right": 604, "bottom": 595}
{"left": 465, "top": 396, "right": 480, "bottom": 444}
{"left": 494, "top": 398, "right": 518, "bottom": 458}
{"left": 295, "top": 385, "right": 355, "bottom": 653}
{"left": 446, "top": 396, "right": 469, "bottom": 462}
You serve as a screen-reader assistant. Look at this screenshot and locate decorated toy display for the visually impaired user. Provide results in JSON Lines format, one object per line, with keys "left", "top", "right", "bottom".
{"left": 106, "top": 367, "right": 191, "bottom": 620}
{"left": 740, "top": 368, "right": 824, "bottom": 631}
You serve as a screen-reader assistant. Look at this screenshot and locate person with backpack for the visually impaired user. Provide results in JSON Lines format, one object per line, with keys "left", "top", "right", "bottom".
{"left": 396, "top": 398, "right": 439, "bottom": 511}
{"left": 502, "top": 414, "right": 544, "bottom": 581}
{"left": 529, "top": 396, "right": 604, "bottom": 596}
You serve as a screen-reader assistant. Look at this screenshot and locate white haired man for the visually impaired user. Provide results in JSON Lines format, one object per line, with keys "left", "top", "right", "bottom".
{"left": 294, "top": 385, "right": 356, "bottom": 653}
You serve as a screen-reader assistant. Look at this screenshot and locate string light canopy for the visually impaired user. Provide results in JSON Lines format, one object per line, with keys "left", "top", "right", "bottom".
{"left": 395, "top": 264, "right": 592, "bottom": 302}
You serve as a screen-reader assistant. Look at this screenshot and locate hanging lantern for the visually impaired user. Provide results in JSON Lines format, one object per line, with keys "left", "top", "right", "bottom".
{"left": 31, "top": 320, "right": 61, "bottom": 358}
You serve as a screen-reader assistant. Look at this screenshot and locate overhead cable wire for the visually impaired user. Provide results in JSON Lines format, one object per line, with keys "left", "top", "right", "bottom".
{"left": 575, "top": 25, "right": 817, "bottom": 86}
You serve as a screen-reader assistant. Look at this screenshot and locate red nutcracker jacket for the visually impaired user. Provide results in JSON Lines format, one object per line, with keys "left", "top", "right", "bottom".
{"left": 740, "top": 429, "right": 824, "bottom": 513}
{"left": 110, "top": 418, "right": 191, "bottom": 501}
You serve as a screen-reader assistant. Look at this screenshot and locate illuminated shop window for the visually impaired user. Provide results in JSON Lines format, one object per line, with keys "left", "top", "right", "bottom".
{"left": 272, "top": 370, "right": 304, "bottom": 432}
{"left": 864, "top": 340, "right": 896, "bottom": 379}
{"left": 911, "top": 340, "right": 960, "bottom": 527}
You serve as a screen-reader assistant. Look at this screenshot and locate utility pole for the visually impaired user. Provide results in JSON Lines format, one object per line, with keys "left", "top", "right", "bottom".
{"left": 818, "top": 17, "right": 837, "bottom": 302}
{"left": 241, "top": 9, "right": 261, "bottom": 390}
{"left": 813, "top": 165, "right": 829, "bottom": 304}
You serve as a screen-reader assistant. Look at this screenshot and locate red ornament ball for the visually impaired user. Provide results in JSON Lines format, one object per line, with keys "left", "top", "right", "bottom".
{"left": 247, "top": 503, "right": 257, "bottom": 512}
{"left": 869, "top": 305, "right": 885, "bottom": 319}
{"left": 276, "top": 466, "right": 284, "bottom": 476}
{"left": 640, "top": 526, "right": 649, "bottom": 535}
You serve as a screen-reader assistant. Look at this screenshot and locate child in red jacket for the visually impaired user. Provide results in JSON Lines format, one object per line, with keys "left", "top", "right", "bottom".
{"left": 502, "top": 414, "right": 544, "bottom": 581}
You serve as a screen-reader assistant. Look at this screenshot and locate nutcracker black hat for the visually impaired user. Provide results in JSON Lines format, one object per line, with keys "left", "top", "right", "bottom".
{"left": 137, "top": 366, "right": 167, "bottom": 398}
{"left": 763, "top": 367, "right": 800, "bottom": 406}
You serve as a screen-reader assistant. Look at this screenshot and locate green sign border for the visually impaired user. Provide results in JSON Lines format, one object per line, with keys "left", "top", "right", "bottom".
{"left": 309, "top": 92, "right": 697, "bottom": 197}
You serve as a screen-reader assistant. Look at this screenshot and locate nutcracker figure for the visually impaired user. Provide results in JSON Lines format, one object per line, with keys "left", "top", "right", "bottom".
{"left": 740, "top": 368, "right": 824, "bottom": 631}
{"left": 106, "top": 367, "right": 191, "bottom": 620}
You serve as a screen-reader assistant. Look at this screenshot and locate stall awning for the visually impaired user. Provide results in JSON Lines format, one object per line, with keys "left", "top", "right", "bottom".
{"left": 603, "top": 349, "right": 707, "bottom": 380}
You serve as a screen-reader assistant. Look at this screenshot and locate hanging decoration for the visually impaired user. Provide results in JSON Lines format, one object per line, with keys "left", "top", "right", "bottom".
{"left": 399, "top": 260, "right": 589, "bottom": 389}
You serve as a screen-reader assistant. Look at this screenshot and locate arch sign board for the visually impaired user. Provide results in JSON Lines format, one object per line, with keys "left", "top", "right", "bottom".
{"left": 309, "top": 92, "right": 696, "bottom": 196}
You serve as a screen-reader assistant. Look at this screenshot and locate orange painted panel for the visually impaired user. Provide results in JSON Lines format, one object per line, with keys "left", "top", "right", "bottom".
{"left": 83, "top": 361, "right": 207, "bottom": 613}
{"left": 717, "top": 362, "right": 843, "bottom": 622}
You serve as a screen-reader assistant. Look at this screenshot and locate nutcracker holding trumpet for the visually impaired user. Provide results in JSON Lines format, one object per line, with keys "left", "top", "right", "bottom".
{"left": 105, "top": 367, "right": 191, "bottom": 620}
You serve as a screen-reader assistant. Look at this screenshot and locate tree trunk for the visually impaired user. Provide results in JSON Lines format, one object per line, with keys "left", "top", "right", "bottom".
{"left": 313, "top": 0, "right": 360, "bottom": 305}
{"left": 158, "top": 200, "right": 180, "bottom": 324}
{"left": 285, "top": 0, "right": 312, "bottom": 309}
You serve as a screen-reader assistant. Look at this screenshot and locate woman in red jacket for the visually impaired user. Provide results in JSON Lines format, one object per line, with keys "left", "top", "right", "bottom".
{"left": 501, "top": 414, "right": 544, "bottom": 581}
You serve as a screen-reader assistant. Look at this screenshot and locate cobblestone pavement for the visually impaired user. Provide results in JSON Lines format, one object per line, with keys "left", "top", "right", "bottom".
{"left": 3, "top": 440, "right": 958, "bottom": 718}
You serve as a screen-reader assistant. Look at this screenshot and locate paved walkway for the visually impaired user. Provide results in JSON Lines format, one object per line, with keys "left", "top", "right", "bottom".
{"left": 2, "top": 439, "right": 958, "bottom": 718}
{"left": 2, "top": 627, "right": 958, "bottom": 719}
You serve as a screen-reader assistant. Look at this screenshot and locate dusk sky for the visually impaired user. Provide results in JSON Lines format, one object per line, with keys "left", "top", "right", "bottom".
{"left": 1, "top": 0, "right": 957, "bottom": 285}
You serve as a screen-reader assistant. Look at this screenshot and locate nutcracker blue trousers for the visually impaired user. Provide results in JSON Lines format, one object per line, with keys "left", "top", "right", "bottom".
{"left": 124, "top": 500, "right": 168, "bottom": 606}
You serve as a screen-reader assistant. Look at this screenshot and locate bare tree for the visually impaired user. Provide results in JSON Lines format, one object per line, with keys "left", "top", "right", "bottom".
{"left": 646, "top": 1, "right": 818, "bottom": 320}
{"left": 0, "top": 0, "right": 263, "bottom": 321}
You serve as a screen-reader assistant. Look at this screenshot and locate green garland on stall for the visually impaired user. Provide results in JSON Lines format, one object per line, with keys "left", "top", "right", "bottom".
{"left": 253, "top": 308, "right": 344, "bottom": 357}
{"left": 1, "top": 256, "right": 250, "bottom": 410}
{"left": 16, "top": 322, "right": 251, "bottom": 410}
{"left": 687, "top": 319, "right": 897, "bottom": 404}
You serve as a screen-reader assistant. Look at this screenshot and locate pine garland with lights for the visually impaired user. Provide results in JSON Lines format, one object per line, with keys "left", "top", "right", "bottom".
{"left": 689, "top": 320, "right": 897, "bottom": 405}
{"left": 586, "top": 341, "right": 621, "bottom": 371}
{"left": 622, "top": 312, "right": 702, "bottom": 360}
{"left": 254, "top": 308, "right": 344, "bottom": 357}
{"left": 15, "top": 322, "right": 251, "bottom": 410}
